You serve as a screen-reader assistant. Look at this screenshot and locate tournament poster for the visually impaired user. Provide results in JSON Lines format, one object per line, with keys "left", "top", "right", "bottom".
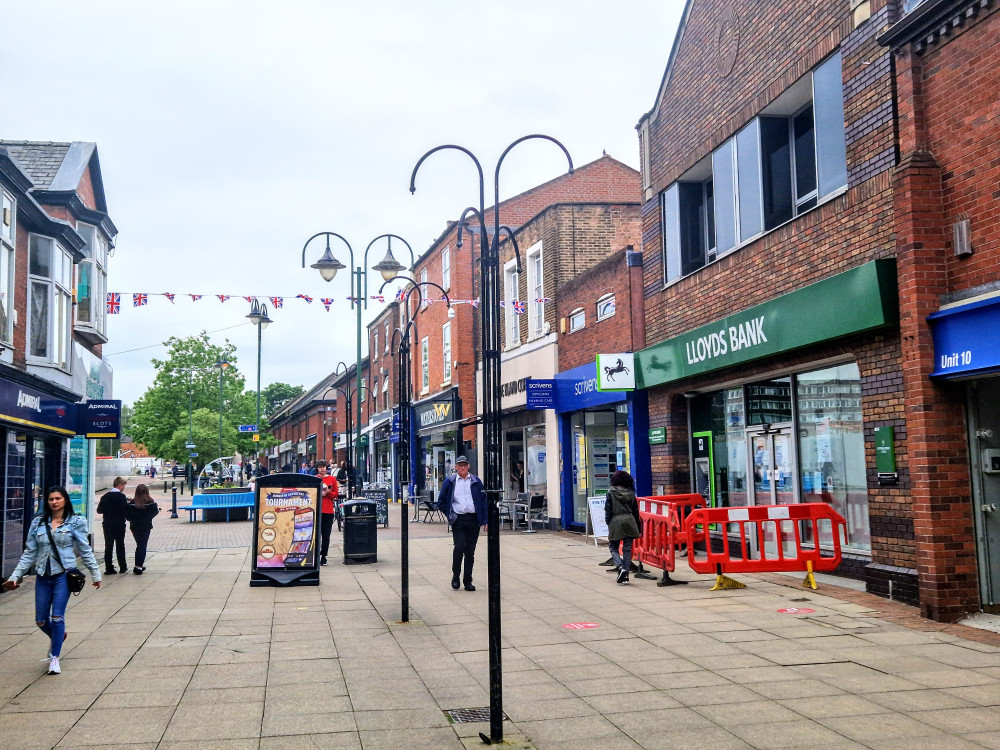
{"left": 256, "top": 486, "right": 319, "bottom": 568}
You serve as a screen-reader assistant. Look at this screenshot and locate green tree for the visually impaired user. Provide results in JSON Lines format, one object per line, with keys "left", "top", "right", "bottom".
{"left": 130, "top": 333, "right": 273, "bottom": 465}
{"left": 261, "top": 382, "right": 305, "bottom": 417}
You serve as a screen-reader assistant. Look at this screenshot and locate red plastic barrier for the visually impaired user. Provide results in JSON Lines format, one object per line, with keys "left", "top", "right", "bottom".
{"left": 635, "top": 494, "right": 705, "bottom": 573}
{"left": 684, "top": 503, "right": 846, "bottom": 576}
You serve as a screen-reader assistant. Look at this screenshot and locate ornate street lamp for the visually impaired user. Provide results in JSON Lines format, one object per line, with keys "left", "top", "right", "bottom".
{"left": 216, "top": 356, "right": 230, "bottom": 463}
{"left": 246, "top": 300, "right": 272, "bottom": 452}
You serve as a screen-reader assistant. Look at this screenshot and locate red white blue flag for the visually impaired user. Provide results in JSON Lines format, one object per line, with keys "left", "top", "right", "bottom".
{"left": 512, "top": 300, "right": 526, "bottom": 315}
{"left": 296, "top": 294, "right": 313, "bottom": 304}
{"left": 189, "top": 294, "right": 202, "bottom": 302}
{"left": 133, "top": 293, "right": 147, "bottom": 307}
{"left": 395, "top": 288, "right": 407, "bottom": 302}
{"left": 163, "top": 293, "right": 175, "bottom": 303}
{"left": 321, "top": 298, "right": 334, "bottom": 311}
{"left": 371, "top": 295, "right": 384, "bottom": 303}
{"left": 217, "top": 294, "right": 230, "bottom": 303}
{"left": 270, "top": 297, "right": 283, "bottom": 308}
{"left": 107, "top": 293, "right": 120, "bottom": 314}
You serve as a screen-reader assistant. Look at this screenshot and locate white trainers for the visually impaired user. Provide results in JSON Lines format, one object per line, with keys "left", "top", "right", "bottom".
{"left": 47, "top": 656, "right": 61, "bottom": 675}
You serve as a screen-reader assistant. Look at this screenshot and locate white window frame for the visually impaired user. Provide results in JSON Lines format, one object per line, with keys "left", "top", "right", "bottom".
{"left": 27, "top": 234, "right": 72, "bottom": 370}
{"left": 526, "top": 242, "right": 545, "bottom": 339}
{"left": 504, "top": 259, "right": 520, "bottom": 348}
{"left": 419, "top": 268, "right": 428, "bottom": 309}
{"left": 420, "top": 336, "right": 429, "bottom": 391}
{"left": 441, "top": 245, "right": 451, "bottom": 291}
{"left": 74, "top": 223, "right": 108, "bottom": 339}
{"left": 569, "top": 308, "right": 585, "bottom": 332}
{"left": 384, "top": 322, "right": 390, "bottom": 353}
{"left": 373, "top": 331, "right": 379, "bottom": 361}
{"left": 0, "top": 190, "right": 14, "bottom": 345}
{"left": 596, "top": 293, "right": 616, "bottom": 321}
{"left": 442, "top": 322, "right": 452, "bottom": 383}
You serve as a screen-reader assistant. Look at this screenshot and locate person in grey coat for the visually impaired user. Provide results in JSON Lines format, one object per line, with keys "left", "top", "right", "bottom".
{"left": 605, "top": 470, "right": 642, "bottom": 585}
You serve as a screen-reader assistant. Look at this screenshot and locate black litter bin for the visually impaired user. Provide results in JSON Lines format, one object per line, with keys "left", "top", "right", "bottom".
{"left": 342, "top": 500, "right": 377, "bottom": 564}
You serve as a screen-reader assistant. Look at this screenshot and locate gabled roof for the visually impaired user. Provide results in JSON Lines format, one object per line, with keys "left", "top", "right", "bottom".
{"left": 0, "top": 141, "right": 72, "bottom": 189}
{"left": 637, "top": 0, "right": 693, "bottom": 128}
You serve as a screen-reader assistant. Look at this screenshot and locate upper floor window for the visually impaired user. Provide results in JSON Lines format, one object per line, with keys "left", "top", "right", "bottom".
{"left": 384, "top": 322, "right": 390, "bottom": 353}
{"left": 442, "top": 322, "right": 452, "bottom": 383}
{"left": 419, "top": 268, "right": 428, "bottom": 308}
{"left": 420, "top": 336, "right": 429, "bottom": 391}
{"left": 441, "top": 246, "right": 451, "bottom": 291}
{"left": 903, "top": 0, "right": 926, "bottom": 10}
{"left": 661, "top": 52, "right": 847, "bottom": 285}
{"left": 28, "top": 234, "right": 72, "bottom": 368}
{"left": 596, "top": 294, "right": 616, "bottom": 321}
{"left": 373, "top": 331, "right": 379, "bottom": 360}
{"left": 0, "top": 191, "right": 14, "bottom": 345}
{"left": 569, "top": 308, "right": 585, "bottom": 332}
{"left": 527, "top": 245, "right": 544, "bottom": 338}
{"left": 75, "top": 223, "right": 108, "bottom": 339}
{"left": 504, "top": 261, "right": 520, "bottom": 347}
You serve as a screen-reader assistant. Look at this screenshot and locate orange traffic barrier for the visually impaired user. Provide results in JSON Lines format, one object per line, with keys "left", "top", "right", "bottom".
{"left": 635, "top": 494, "right": 705, "bottom": 586}
{"left": 683, "top": 503, "right": 847, "bottom": 590}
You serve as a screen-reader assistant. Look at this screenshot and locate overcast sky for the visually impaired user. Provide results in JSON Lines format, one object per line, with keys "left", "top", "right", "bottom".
{"left": 2, "top": 1, "right": 683, "bottom": 407}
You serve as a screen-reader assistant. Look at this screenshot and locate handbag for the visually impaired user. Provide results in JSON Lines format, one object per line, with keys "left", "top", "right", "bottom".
{"left": 44, "top": 522, "right": 87, "bottom": 595}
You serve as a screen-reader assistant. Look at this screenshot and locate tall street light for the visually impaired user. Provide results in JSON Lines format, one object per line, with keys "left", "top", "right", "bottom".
{"left": 216, "top": 356, "right": 230, "bottom": 462}
{"left": 381, "top": 278, "right": 450, "bottom": 623}
{"left": 411, "top": 136, "right": 573, "bottom": 743}
{"left": 302, "top": 232, "right": 415, "bottom": 498}
{"left": 246, "top": 300, "right": 272, "bottom": 458}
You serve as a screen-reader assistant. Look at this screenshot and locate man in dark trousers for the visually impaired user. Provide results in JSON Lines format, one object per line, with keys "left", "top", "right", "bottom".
{"left": 436, "top": 456, "right": 487, "bottom": 591}
{"left": 97, "top": 476, "right": 129, "bottom": 574}
{"left": 316, "top": 460, "right": 339, "bottom": 566}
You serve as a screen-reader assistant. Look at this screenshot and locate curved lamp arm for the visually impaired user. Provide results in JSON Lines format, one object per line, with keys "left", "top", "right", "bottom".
{"left": 494, "top": 135, "right": 574, "bottom": 232}
{"left": 301, "top": 231, "right": 355, "bottom": 272}
{"left": 363, "top": 233, "right": 417, "bottom": 305}
{"left": 410, "top": 145, "right": 485, "bottom": 219}
{"left": 495, "top": 225, "right": 524, "bottom": 275}
{"left": 456, "top": 205, "right": 488, "bottom": 250}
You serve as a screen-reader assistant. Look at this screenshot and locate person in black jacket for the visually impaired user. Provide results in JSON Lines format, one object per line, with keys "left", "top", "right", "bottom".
{"left": 97, "top": 477, "right": 129, "bottom": 574}
{"left": 436, "top": 456, "right": 488, "bottom": 591}
{"left": 605, "top": 470, "right": 642, "bottom": 585}
{"left": 125, "top": 484, "right": 159, "bottom": 575}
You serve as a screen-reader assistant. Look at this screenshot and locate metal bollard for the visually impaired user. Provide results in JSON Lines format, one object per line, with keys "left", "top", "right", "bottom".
{"left": 170, "top": 486, "right": 178, "bottom": 519}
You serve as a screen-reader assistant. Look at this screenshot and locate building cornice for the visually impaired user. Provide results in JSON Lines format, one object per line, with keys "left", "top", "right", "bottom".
{"left": 878, "top": 0, "right": 996, "bottom": 53}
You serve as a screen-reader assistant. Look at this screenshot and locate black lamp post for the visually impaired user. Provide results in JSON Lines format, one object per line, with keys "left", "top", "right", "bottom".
{"left": 246, "top": 300, "right": 272, "bottom": 441}
{"left": 381, "top": 278, "right": 451, "bottom": 624}
{"left": 302, "top": 233, "right": 415, "bottom": 498}
{"left": 215, "top": 356, "right": 230, "bottom": 462}
{"left": 411, "top": 136, "right": 573, "bottom": 743}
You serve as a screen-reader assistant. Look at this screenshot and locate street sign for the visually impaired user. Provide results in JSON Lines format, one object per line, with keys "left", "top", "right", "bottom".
{"left": 185, "top": 442, "right": 196, "bottom": 449}
{"left": 252, "top": 434, "right": 260, "bottom": 442}
{"left": 189, "top": 452, "right": 198, "bottom": 458}
{"left": 238, "top": 424, "right": 258, "bottom": 433}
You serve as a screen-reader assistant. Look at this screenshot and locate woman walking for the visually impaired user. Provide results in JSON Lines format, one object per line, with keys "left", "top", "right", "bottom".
{"left": 3, "top": 486, "right": 102, "bottom": 674}
{"left": 605, "top": 470, "right": 642, "bottom": 585}
{"left": 125, "top": 484, "right": 159, "bottom": 575}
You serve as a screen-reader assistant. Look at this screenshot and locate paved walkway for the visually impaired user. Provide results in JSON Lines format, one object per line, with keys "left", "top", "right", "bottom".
{"left": 2, "top": 493, "right": 1000, "bottom": 749}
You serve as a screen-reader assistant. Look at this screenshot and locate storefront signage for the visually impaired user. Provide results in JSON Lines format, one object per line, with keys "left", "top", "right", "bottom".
{"left": 390, "top": 409, "right": 400, "bottom": 444}
{"left": 414, "top": 390, "right": 460, "bottom": 430}
{"left": 636, "top": 260, "right": 898, "bottom": 388}
{"left": 928, "top": 294, "right": 1000, "bottom": 379}
{"left": 596, "top": 353, "right": 635, "bottom": 391}
{"left": 553, "top": 362, "right": 627, "bottom": 413}
{"left": 0, "top": 379, "right": 78, "bottom": 436}
{"left": 501, "top": 377, "right": 528, "bottom": 398}
{"left": 526, "top": 379, "right": 556, "bottom": 409}
{"left": 648, "top": 427, "right": 666, "bottom": 444}
{"left": 78, "top": 400, "right": 121, "bottom": 439}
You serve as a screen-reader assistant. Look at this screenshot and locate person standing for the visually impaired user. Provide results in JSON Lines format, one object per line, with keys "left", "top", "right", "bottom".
{"left": 125, "top": 484, "right": 159, "bottom": 575}
{"left": 316, "top": 461, "right": 339, "bottom": 566}
{"left": 604, "top": 470, "right": 642, "bottom": 585}
{"left": 3, "top": 486, "right": 102, "bottom": 675}
{"left": 149, "top": 464, "right": 156, "bottom": 480}
{"left": 335, "top": 461, "right": 349, "bottom": 497}
{"left": 436, "top": 456, "right": 487, "bottom": 591}
{"left": 96, "top": 477, "right": 129, "bottom": 574}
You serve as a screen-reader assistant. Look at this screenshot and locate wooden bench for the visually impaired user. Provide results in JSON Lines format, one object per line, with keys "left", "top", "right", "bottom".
{"left": 178, "top": 492, "right": 255, "bottom": 522}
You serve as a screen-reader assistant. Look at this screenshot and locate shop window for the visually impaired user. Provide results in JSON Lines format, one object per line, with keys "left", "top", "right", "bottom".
{"left": 0, "top": 190, "right": 14, "bottom": 345}
{"left": 74, "top": 223, "right": 108, "bottom": 340}
{"left": 569, "top": 308, "right": 585, "bottom": 332}
{"left": 596, "top": 294, "right": 615, "bottom": 321}
{"left": 661, "top": 51, "right": 846, "bottom": 284}
{"left": 442, "top": 322, "right": 452, "bottom": 383}
{"left": 28, "top": 235, "right": 72, "bottom": 369}
{"left": 724, "top": 388, "right": 748, "bottom": 507}
{"left": 441, "top": 245, "right": 451, "bottom": 291}
{"left": 796, "top": 363, "right": 868, "bottom": 551}
{"left": 420, "top": 336, "right": 429, "bottom": 391}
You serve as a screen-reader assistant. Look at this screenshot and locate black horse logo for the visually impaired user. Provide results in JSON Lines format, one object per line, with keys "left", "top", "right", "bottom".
{"left": 604, "top": 358, "right": 630, "bottom": 382}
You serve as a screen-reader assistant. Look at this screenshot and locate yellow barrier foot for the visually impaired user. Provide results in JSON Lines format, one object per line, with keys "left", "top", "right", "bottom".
{"left": 710, "top": 574, "right": 746, "bottom": 590}
{"left": 802, "top": 561, "right": 818, "bottom": 590}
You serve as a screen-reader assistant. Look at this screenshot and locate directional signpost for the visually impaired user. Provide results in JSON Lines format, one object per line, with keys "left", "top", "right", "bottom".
{"left": 238, "top": 425, "right": 259, "bottom": 433}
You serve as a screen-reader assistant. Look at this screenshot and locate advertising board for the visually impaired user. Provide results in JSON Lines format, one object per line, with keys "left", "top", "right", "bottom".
{"left": 250, "top": 473, "right": 321, "bottom": 586}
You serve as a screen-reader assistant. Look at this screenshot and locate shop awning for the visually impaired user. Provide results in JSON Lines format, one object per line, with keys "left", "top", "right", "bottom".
{"left": 361, "top": 415, "right": 391, "bottom": 436}
{"left": 928, "top": 293, "right": 1000, "bottom": 379}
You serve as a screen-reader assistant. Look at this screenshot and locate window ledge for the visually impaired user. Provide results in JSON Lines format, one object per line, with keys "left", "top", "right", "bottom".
{"left": 74, "top": 324, "right": 108, "bottom": 345}
{"left": 440, "top": 380, "right": 452, "bottom": 388}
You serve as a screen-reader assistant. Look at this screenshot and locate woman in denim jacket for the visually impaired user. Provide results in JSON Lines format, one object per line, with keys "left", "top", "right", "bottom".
{"left": 3, "top": 486, "right": 102, "bottom": 675}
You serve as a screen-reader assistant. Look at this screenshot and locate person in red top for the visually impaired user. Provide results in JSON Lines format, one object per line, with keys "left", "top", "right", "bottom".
{"left": 316, "top": 461, "right": 339, "bottom": 566}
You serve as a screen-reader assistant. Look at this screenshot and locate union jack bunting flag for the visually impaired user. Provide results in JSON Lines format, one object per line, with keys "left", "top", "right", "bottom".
{"left": 296, "top": 294, "right": 313, "bottom": 303}
{"left": 534, "top": 297, "right": 551, "bottom": 303}
{"left": 106, "top": 293, "right": 121, "bottom": 315}
{"left": 270, "top": 297, "right": 283, "bottom": 308}
{"left": 163, "top": 293, "right": 176, "bottom": 303}
{"left": 370, "top": 295, "right": 384, "bottom": 303}
{"left": 321, "top": 298, "right": 334, "bottom": 311}
{"left": 189, "top": 294, "right": 202, "bottom": 302}
{"left": 470, "top": 299, "right": 480, "bottom": 308}
{"left": 244, "top": 296, "right": 255, "bottom": 303}
{"left": 217, "top": 294, "right": 230, "bottom": 303}
{"left": 511, "top": 300, "right": 527, "bottom": 315}
{"left": 133, "top": 293, "right": 148, "bottom": 307}
{"left": 395, "top": 288, "right": 407, "bottom": 302}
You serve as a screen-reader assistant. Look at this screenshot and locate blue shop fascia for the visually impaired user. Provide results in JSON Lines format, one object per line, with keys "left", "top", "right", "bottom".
{"left": 543, "top": 362, "right": 649, "bottom": 532}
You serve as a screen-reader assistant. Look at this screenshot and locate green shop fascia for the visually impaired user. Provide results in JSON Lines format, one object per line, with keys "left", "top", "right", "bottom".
{"left": 634, "top": 259, "right": 898, "bottom": 557}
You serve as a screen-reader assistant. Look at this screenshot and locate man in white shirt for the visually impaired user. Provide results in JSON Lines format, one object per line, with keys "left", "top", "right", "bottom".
{"left": 436, "top": 456, "right": 487, "bottom": 590}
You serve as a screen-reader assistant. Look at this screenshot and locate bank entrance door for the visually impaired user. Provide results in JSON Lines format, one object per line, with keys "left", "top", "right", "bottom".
{"left": 745, "top": 424, "right": 797, "bottom": 558}
{"left": 969, "top": 379, "right": 1000, "bottom": 612}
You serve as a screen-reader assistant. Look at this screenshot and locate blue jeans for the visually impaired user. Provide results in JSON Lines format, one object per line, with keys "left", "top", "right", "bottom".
{"left": 35, "top": 573, "right": 69, "bottom": 657}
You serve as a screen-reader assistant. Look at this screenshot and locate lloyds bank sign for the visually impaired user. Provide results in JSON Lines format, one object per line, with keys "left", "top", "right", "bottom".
{"left": 635, "top": 260, "right": 899, "bottom": 389}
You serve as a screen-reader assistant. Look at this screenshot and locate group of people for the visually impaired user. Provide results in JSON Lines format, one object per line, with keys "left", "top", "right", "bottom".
{"left": 96, "top": 477, "right": 160, "bottom": 575}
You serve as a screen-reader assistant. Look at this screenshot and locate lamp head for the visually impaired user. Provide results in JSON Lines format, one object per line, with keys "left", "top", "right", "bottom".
{"left": 311, "top": 243, "right": 346, "bottom": 282}
{"left": 372, "top": 247, "right": 405, "bottom": 281}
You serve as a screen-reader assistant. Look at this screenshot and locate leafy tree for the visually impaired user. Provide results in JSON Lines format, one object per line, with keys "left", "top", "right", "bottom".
{"left": 130, "top": 333, "right": 276, "bottom": 465}
{"left": 262, "top": 382, "right": 305, "bottom": 417}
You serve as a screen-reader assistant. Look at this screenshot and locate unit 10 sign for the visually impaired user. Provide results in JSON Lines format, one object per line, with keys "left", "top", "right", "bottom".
{"left": 940, "top": 350, "right": 972, "bottom": 369}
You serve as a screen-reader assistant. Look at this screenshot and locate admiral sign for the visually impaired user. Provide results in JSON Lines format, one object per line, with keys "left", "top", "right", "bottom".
{"left": 0, "top": 380, "right": 78, "bottom": 436}
{"left": 79, "top": 400, "right": 122, "bottom": 439}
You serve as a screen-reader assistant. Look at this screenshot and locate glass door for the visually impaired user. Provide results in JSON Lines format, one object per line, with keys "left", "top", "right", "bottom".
{"left": 746, "top": 425, "right": 797, "bottom": 558}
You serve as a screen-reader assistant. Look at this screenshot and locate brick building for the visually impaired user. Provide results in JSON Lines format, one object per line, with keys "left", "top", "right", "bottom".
{"left": 0, "top": 141, "right": 117, "bottom": 578}
{"left": 633, "top": 2, "right": 906, "bottom": 598}
{"left": 365, "top": 302, "right": 401, "bottom": 486}
{"left": 880, "top": 0, "right": 1000, "bottom": 618}
{"left": 407, "top": 155, "right": 640, "bottom": 502}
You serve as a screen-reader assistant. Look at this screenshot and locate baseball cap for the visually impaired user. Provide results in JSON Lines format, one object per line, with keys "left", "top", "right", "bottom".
{"left": 455, "top": 455, "right": 470, "bottom": 464}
